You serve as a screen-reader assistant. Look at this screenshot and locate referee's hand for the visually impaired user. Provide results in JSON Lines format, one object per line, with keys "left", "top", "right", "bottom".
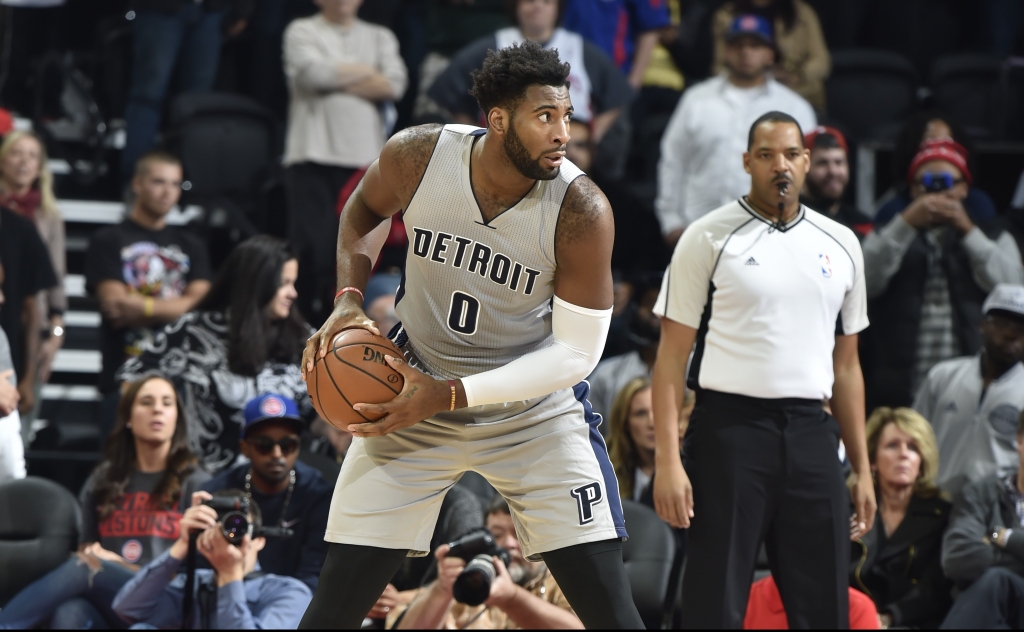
{"left": 654, "top": 459, "right": 694, "bottom": 529}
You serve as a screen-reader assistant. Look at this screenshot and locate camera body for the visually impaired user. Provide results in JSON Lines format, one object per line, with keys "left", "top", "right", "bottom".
{"left": 922, "top": 172, "right": 955, "bottom": 193}
{"left": 447, "top": 529, "right": 512, "bottom": 606}
{"left": 202, "top": 496, "right": 254, "bottom": 547}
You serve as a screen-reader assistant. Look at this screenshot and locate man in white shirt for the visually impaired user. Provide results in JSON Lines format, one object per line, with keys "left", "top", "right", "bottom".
{"left": 651, "top": 112, "right": 874, "bottom": 628}
{"left": 655, "top": 14, "right": 816, "bottom": 245}
{"left": 913, "top": 284, "right": 1024, "bottom": 499}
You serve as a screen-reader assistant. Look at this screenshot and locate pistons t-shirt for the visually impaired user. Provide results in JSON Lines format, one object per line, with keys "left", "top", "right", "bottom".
{"left": 85, "top": 219, "right": 211, "bottom": 393}
{"left": 79, "top": 466, "right": 210, "bottom": 566}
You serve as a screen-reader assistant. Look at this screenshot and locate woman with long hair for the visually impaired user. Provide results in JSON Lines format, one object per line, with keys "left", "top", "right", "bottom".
{"left": 0, "top": 130, "right": 66, "bottom": 416}
{"left": 607, "top": 376, "right": 655, "bottom": 502}
{"left": 118, "top": 235, "right": 315, "bottom": 472}
{"left": 849, "top": 407, "right": 952, "bottom": 628}
{"left": 0, "top": 373, "right": 208, "bottom": 629}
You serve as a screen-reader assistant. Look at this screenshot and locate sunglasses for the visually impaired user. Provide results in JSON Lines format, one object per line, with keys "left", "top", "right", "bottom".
{"left": 246, "top": 435, "right": 300, "bottom": 456}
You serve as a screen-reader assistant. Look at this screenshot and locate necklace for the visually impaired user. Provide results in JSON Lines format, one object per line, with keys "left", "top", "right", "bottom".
{"left": 245, "top": 468, "right": 296, "bottom": 528}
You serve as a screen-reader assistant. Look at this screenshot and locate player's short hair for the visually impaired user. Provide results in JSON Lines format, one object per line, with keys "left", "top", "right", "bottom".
{"left": 486, "top": 494, "right": 512, "bottom": 518}
{"left": 747, "top": 111, "right": 805, "bottom": 150}
{"left": 469, "top": 40, "right": 570, "bottom": 116}
{"left": 134, "top": 150, "right": 182, "bottom": 179}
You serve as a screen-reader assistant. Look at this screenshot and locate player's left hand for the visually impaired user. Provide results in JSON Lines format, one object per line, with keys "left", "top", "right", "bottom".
{"left": 347, "top": 355, "right": 451, "bottom": 437}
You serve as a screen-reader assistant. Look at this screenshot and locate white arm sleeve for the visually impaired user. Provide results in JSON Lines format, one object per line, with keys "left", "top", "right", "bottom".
{"left": 461, "top": 296, "right": 612, "bottom": 408}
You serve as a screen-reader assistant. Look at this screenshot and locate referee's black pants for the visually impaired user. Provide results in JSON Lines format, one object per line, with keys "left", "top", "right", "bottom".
{"left": 680, "top": 390, "right": 850, "bottom": 629}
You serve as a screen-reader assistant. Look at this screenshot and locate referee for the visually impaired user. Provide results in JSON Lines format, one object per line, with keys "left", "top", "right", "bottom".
{"left": 651, "top": 111, "right": 876, "bottom": 629}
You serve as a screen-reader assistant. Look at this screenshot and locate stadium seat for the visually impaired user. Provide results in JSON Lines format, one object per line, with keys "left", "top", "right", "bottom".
{"left": 0, "top": 477, "right": 80, "bottom": 607}
{"left": 826, "top": 49, "right": 920, "bottom": 141}
{"left": 621, "top": 500, "right": 676, "bottom": 629}
{"left": 930, "top": 54, "right": 1004, "bottom": 139}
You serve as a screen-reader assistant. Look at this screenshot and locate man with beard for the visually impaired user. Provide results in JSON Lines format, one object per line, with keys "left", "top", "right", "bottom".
{"left": 655, "top": 14, "right": 815, "bottom": 246}
{"left": 201, "top": 394, "right": 333, "bottom": 592}
{"left": 298, "top": 40, "right": 643, "bottom": 629}
{"left": 800, "top": 126, "right": 873, "bottom": 239}
{"left": 388, "top": 496, "right": 583, "bottom": 629}
{"left": 913, "top": 284, "right": 1024, "bottom": 499}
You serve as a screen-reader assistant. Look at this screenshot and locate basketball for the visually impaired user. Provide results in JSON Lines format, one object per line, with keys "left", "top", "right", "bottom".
{"left": 307, "top": 328, "right": 405, "bottom": 430}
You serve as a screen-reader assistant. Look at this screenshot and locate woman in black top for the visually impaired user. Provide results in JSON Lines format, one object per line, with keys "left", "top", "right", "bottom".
{"left": 851, "top": 407, "right": 952, "bottom": 628}
{"left": 0, "top": 373, "right": 207, "bottom": 629}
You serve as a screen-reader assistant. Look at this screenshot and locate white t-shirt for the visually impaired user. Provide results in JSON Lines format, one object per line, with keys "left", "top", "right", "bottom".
{"left": 654, "top": 199, "right": 869, "bottom": 400}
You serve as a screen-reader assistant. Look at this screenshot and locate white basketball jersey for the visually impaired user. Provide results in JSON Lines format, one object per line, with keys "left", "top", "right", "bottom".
{"left": 394, "top": 124, "right": 584, "bottom": 381}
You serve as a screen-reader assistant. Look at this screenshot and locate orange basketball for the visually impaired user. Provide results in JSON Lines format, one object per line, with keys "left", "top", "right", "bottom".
{"left": 307, "top": 328, "right": 405, "bottom": 430}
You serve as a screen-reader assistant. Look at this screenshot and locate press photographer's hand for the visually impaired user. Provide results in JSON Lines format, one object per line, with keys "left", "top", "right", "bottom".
{"left": 170, "top": 491, "right": 217, "bottom": 559}
{"left": 483, "top": 556, "right": 517, "bottom": 607}
{"left": 431, "top": 544, "right": 466, "bottom": 598}
{"left": 198, "top": 526, "right": 247, "bottom": 586}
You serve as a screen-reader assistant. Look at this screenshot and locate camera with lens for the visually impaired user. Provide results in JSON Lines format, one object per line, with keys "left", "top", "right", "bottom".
{"left": 922, "top": 172, "right": 954, "bottom": 193}
{"left": 201, "top": 495, "right": 294, "bottom": 547}
{"left": 446, "top": 529, "right": 511, "bottom": 606}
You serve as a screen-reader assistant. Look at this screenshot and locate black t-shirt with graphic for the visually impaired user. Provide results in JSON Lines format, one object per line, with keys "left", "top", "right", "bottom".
{"left": 85, "top": 219, "right": 211, "bottom": 393}
{"left": 79, "top": 465, "right": 210, "bottom": 566}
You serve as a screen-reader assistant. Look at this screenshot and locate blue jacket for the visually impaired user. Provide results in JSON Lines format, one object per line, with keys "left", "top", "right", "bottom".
{"left": 112, "top": 550, "right": 311, "bottom": 629}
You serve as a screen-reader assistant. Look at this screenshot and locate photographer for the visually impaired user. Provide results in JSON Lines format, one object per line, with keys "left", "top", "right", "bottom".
{"left": 111, "top": 490, "right": 311, "bottom": 629}
{"left": 862, "top": 139, "right": 1024, "bottom": 409}
{"left": 201, "top": 394, "right": 332, "bottom": 591}
{"left": 391, "top": 496, "right": 583, "bottom": 629}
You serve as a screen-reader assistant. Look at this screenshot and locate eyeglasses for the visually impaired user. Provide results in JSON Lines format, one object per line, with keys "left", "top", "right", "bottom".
{"left": 916, "top": 172, "right": 964, "bottom": 193}
{"left": 245, "top": 436, "right": 300, "bottom": 456}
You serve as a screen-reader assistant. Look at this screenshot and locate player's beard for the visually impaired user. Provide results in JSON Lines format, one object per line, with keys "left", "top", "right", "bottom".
{"left": 504, "top": 120, "right": 561, "bottom": 181}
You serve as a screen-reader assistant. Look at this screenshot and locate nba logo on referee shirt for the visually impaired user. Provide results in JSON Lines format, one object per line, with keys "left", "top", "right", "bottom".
{"left": 819, "top": 254, "right": 833, "bottom": 279}
{"left": 571, "top": 482, "right": 604, "bottom": 525}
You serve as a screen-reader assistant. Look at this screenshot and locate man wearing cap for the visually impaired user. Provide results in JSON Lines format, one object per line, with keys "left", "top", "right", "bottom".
{"left": 201, "top": 394, "right": 333, "bottom": 592}
{"left": 912, "top": 284, "right": 1024, "bottom": 498}
{"left": 862, "top": 139, "right": 1024, "bottom": 409}
{"left": 656, "top": 13, "right": 815, "bottom": 245}
{"left": 800, "top": 126, "right": 873, "bottom": 238}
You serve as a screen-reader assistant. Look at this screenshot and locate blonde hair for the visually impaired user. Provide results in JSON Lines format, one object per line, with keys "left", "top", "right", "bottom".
{"left": 859, "top": 407, "right": 941, "bottom": 498}
{"left": 0, "top": 131, "right": 59, "bottom": 219}
{"left": 607, "top": 376, "right": 652, "bottom": 501}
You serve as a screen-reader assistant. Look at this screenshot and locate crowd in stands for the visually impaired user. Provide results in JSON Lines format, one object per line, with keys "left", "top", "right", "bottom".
{"left": 1, "top": 0, "right": 1024, "bottom": 628}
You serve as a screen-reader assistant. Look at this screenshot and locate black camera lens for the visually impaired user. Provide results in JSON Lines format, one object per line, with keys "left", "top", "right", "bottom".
{"left": 220, "top": 511, "right": 249, "bottom": 546}
{"left": 452, "top": 554, "right": 497, "bottom": 606}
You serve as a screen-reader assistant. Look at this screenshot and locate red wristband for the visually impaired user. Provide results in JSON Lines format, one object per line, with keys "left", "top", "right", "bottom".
{"left": 335, "top": 286, "right": 365, "bottom": 304}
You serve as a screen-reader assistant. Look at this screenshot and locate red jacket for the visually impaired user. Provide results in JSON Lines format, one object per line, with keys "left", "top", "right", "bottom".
{"left": 743, "top": 576, "right": 879, "bottom": 629}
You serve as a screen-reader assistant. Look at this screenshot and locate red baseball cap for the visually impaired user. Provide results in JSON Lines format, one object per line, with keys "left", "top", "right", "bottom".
{"left": 804, "top": 126, "right": 848, "bottom": 152}
{"left": 907, "top": 139, "right": 972, "bottom": 185}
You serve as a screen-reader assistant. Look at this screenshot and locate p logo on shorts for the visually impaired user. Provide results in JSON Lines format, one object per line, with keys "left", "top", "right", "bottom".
{"left": 571, "top": 482, "right": 604, "bottom": 525}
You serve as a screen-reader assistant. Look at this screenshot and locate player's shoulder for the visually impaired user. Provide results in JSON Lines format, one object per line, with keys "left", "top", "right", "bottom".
{"left": 557, "top": 174, "right": 613, "bottom": 245}
{"left": 379, "top": 123, "right": 444, "bottom": 197}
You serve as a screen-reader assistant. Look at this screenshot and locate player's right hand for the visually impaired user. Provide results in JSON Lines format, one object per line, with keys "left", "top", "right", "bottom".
{"left": 654, "top": 457, "right": 694, "bottom": 529}
{"left": 302, "top": 293, "right": 380, "bottom": 380}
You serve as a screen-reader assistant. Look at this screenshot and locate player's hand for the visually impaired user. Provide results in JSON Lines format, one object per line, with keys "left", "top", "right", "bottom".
{"left": 850, "top": 473, "right": 877, "bottom": 540}
{"left": 347, "top": 355, "right": 452, "bottom": 437}
{"left": 302, "top": 293, "right": 380, "bottom": 380}
{"left": 654, "top": 457, "right": 694, "bottom": 529}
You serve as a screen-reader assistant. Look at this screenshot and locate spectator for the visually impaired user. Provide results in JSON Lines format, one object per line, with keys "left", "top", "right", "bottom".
{"left": 0, "top": 131, "right": 66, "bottom": 421}
{"left": 655, "top": 14, "right": 815, "bottom": 243}
{"left": 851, "top": 407, "right": 952, "bottom": 628}
{"left": 1004, "top": 168, "right": 1024, "bottom": 259}
{"left": 0, "top": 374, "right": 209, "bottom": 629}
{"left": 413, "top": 0, "right": 509, "bottom": 121}
{"left": 875, "top": 113, "right": 998, "bottom": 231}
{"left": 913, "top": 284, "right": 1024, "bottom": 498}
{"left": 364, "top": 271, "right": 402, "bottom": 338}
{"left": 862, "top": 140, "right": 1024, "bottom": 409}
{"left": 389, "top": 496, "right": 583, "bottom": 629}
{"left": 283, "top": 0, "right": 408, "bottom": 326}
{"left": 86, "top": 151, "right": 212, "bottom": 432}
{"left": 608, "top": 376, "right": 654, "bottom": 503}
{"left": 0, "top": 320, "right": 24, "bottom": 483}
{"left": 561, "top": 0, "right": 670, "bottom": 88}
{"left": 940, "top": 410, "right": 1024, "bottom": 628}
{"left": 428, "top": 0, "right": 632, "bottom": 146}
{"left": 112, "top": 489, "right": 312, "bottom": 629}
{"left": 744, "top": 575, "right": 880, "bottom": 629}
{"left": 118, "top": 235, "right": 315, "bottom": 473}
{"left": 0, "top": 188, "right": 56, "bottom": 416}
{"left": 201, "top": 394, "right": 332, "bottom": 592}
{"left": 800, "top": 126, "right": 873, "bottom": 238}
{"left": 711, "top": 0, "right": 830, "bottom": 111}
{"left": 588, "top": 272, "right": 662, "bottom": 423}
{"left": 119, "top": 0, "right": 251, "bottom": 185}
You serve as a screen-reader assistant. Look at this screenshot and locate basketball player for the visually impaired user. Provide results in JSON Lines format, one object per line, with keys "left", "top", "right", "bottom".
{"left": 651, "top": 112, "right": 876, "bottom": 628}
{"left": 298, "top": 41, "right": 644, "bottom": 629}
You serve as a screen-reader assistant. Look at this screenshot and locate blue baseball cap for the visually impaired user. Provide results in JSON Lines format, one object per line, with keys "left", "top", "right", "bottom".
{"left": 726, "top": 14, "right": 774, "bottom": 47}
{"left": 243, "top": 394, "right": 302, "bottom": 437}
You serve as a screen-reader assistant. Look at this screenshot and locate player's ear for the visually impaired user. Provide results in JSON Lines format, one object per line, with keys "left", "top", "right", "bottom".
{"left": 488, "top": 107, "right": 509, "bottom": 135}
{"left": 742, "top": 151, "right": 752, "bottom": 175}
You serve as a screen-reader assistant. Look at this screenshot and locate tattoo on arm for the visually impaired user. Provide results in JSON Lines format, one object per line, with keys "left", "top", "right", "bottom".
{"left": 386, "top": 124, "right": 444, "bottom": 205}
{"left": 555, "top": 176, "right": 614, "bottom": 254}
